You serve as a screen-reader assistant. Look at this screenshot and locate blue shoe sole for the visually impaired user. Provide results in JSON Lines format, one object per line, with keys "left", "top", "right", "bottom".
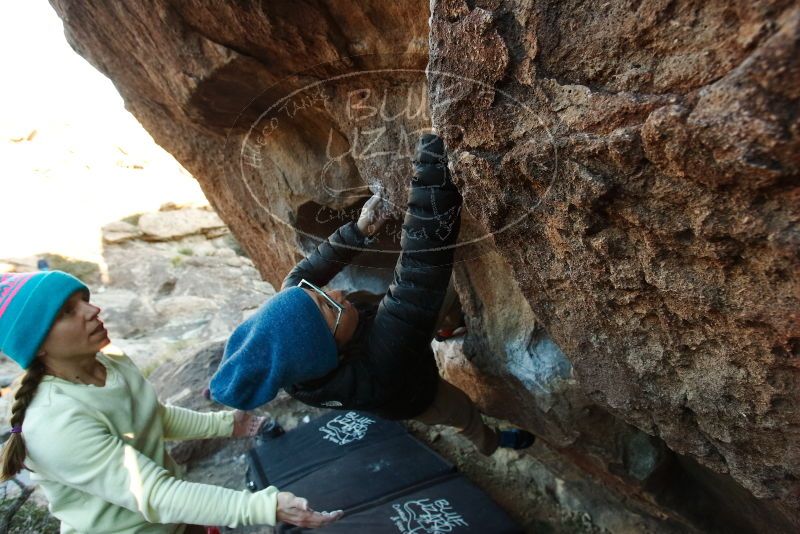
{"left": 498, "top": 429, "right": 536, "bottom": 450}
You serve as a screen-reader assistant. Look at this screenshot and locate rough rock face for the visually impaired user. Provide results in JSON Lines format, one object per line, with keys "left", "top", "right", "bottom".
{"left": 50, "top": 0, "right": 799, "bottom": 530}
{"left": 428, "top": 0, "right": 799, "bottom": 528}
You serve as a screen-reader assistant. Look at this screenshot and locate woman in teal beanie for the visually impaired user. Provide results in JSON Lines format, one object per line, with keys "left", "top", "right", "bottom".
{"left": 0, "top": 270, "right": 341, "bottom": 533}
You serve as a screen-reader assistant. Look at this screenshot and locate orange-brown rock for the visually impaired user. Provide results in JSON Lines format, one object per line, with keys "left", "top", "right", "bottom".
{"left": 50, "top": 1, "right": 799, "bottom": 530}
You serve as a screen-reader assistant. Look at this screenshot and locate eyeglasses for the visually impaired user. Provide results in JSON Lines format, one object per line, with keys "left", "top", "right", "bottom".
{"left": 297, "top": 279, "right": 344, "bottom": 337}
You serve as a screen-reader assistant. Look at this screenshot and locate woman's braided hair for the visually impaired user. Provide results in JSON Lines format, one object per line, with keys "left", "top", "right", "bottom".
{"left": 0, "top": 359, "right": 46, "bottom": 481}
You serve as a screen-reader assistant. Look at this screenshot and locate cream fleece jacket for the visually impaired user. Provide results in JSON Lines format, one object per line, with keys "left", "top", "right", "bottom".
{"left": 23, "top": 352, "right": 278, "bottom": 533}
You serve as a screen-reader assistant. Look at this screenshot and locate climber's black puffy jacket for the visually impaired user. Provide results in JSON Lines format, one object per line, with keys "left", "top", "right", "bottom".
{"left": 282, "top": 135, "right": 463, "bottom": 420}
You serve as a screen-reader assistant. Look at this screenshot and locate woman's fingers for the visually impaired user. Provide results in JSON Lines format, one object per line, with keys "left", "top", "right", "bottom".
{"left": 296, "top": 497, "right": 309, "bottom": 511}
{"left": 249, "top": 415, "right": 268, "bottom": 436}
{"left": 277, "top": 492, "right": 343, "bottom": 528}
{"left": 293, "top": 509, "right": 344, "bottom": 528}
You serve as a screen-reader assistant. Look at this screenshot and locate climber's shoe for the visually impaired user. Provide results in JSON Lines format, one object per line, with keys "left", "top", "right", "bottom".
{"left": 434, "top": 325, "right": 467, "bottom": 342}
{"left": 497, "top": 429, "right": 536, "bottom": 450}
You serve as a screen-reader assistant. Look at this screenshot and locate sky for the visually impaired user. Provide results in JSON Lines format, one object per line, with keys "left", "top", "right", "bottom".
{"left": 0, "top": 1, "right": 124, "bottom": 123}
{"left": 0, "top": 1, "right": 207, "bottom": 266}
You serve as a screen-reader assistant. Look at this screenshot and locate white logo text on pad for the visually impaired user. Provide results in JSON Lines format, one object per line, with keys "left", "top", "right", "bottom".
{"left": 390, "top": 498, "right": 468, "bottom": 533}
{"left": 319, "top": 412, "right": 376, "bottom": 445}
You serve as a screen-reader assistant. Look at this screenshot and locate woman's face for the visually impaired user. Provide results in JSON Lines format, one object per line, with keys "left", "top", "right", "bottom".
{"left": 301, "top": 288, "right": 359, "bottom": 349}
{"left": 38, "top": 290, "right": 110, "bottom": 360}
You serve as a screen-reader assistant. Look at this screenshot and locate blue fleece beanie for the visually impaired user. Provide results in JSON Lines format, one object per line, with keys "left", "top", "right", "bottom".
{"left": 0, "top": 271, "right": 89, "bottom": 369}
{"left": 209, "top": 286, "right": 339, "bottom": 410}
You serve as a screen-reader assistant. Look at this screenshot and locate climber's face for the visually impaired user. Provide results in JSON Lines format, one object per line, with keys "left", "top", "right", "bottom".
{"left": 300, "top": 287, "right": 359, "bottom": 350}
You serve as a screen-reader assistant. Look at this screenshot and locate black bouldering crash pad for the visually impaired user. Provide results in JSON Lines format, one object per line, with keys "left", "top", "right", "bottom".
{"left": 283, "top": 474, "right": 524, "bottom": 534}
{"left": 246, "top": 411, "right": 411, "bottom": 489}
{"left": 246, "top": 411, "right": 522, "bottom": 533}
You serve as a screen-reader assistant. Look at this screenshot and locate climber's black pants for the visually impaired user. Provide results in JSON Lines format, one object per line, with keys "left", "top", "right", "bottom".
{"left": 413, "top": 378, "right": 499, "bottom": 455}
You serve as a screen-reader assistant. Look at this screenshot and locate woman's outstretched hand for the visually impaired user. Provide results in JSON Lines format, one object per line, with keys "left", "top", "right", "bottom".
{"left": 357, "top": 193, "right": 390, "bottom": 237}
{"left": 277, "top": 491, "right": 343, "bottom": 528}
{"left": 232, "top": 410, "right": 268, "bottom": 438}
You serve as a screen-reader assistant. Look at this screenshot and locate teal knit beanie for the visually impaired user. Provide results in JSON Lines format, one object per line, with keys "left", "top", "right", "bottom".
{"left": 0, "top": 271, "right": 89, "bottom": 369}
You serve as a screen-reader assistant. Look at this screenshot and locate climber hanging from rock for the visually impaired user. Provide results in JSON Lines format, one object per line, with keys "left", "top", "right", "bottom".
{"left": 209, "top": 133, "right": 535, "bottom": 455}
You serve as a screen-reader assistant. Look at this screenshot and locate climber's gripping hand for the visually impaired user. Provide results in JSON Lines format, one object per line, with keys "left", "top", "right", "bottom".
{"left": 411, "top": 133, "right": 457, "bottom": 191}
{"left": 357, "top": 192, "right": 390, "bottom": 237}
